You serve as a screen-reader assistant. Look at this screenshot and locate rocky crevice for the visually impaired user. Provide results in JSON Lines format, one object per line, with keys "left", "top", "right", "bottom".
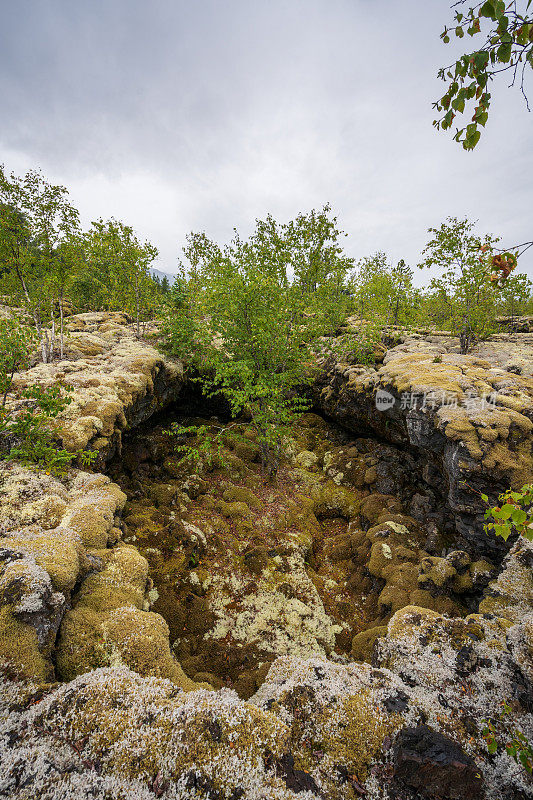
{"left": 313, "top": 331, "right": 533, "bottom": 559}
{"left": 1, "top": 315, "right": 533, "bottom": 799}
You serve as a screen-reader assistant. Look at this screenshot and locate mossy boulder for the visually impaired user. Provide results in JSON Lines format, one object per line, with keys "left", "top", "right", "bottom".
{"left": 243, "top": 545, "right": 269, "bottom": 575}
{"left": 149, "top": 482, "right": 179, "bottom": 507}
{"left": 311, "top": 482, "right": 361, "bottom": 520}
{"left": 0, "top": 526, "right": 88, "bottom": 595}
{"left": 360, "top": 493, "right": 404, "bottom": 527}
{"left": 351, "top": 625, "right": 388, "bottom": 662}
{"left": 216, "top": 499, "right": 252, "bottom": 519}
{"left": 0, "top": 606, "right": 54, "bottom": 682}
{"left": 234, "top": 440, "right": 261, "bottom": 462}
{"left": 101, "top": 607, "right": 197, "bottom": 688}
{"left": 295, "top": 450, "right": 319, "bottom": 470}
{"left": 323, "top": 446, "right": 367, "bottom": 488}
{"left": 222, "top": 485, "right": 261, "bottom": 508}
{"left": 62, "top": 474, "right": 127, "bottom": 549}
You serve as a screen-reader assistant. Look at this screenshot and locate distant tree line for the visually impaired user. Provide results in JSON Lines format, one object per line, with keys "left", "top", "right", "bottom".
{"left": 0, "top": 166, "right": 170, "bottom": 361}
{"left": 1, "top": 165, "right": 531, "bottom": 373}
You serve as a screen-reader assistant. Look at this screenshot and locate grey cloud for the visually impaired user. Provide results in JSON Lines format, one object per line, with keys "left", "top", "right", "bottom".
{"left": 1, "top": 0, "right": 531, "bottom": 280}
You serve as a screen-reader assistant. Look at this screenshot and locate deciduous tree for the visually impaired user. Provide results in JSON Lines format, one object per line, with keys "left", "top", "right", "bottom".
{"left": 419, "top": 217, "right": 500, "bottom": 353}
{"left": 434, "top": 0, "right": 533, "bottom": 150}
{"left": 0, "top": 167, "right": 80, "bottom": 361}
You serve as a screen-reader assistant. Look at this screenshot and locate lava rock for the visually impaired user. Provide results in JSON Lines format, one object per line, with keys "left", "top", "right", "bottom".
{"left": 383, "top": 690, "right": 409, "bottom": 713}
{"left": 392, "top": 724, "right": 485, "bottom": 799}
{"left": 275, "top": 753, "right": 321, "bottom": 794}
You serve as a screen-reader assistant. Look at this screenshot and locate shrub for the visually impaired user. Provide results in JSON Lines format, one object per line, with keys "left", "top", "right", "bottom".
{"left": 483, "top": 702, "right": 533, "bottom": 776}
{"left": 483, "top": 485, "right": 533, "bottom": 542}
{"left": 0, "top": 320, "right": 96, "bottom": 474}
{"left": 0, "top": 318, "right": 36, "bottom": 404}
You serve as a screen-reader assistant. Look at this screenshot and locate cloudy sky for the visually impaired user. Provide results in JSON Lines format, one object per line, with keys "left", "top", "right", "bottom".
{"left": 1, "top": 0, "right": 532, "bottom": 284}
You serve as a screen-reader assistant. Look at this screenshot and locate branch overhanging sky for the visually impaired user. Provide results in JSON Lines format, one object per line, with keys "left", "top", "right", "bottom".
{"left": 1, "top": 0, "right": 532, "bottom": 285}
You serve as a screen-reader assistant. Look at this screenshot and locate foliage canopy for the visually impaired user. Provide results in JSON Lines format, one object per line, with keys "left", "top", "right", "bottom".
{"left": 434, "top": 0, "right": 533, "bottom": 149}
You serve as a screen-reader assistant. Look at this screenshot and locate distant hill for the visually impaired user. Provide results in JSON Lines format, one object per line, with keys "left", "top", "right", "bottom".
{"left": 150, "top": 268, "right": 177, "bottom": 285}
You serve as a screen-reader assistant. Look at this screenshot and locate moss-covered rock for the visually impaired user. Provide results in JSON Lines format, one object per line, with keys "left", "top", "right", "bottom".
{"left": 0, "top": 526, "right": 88, "bottom": 595}
{"left": 351, "top": 625, "right": 388, "bottom": 662}
{"left": 222, "top": 485, "right": 261, "bottom": 508}
{"left": 0, "top": 606, "right": 53, "bottom": 682}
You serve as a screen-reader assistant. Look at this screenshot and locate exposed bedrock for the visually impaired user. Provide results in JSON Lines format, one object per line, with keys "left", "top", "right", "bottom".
{"left": 10, "top": 312, "right": 186, "bottom": 463}
{"left": 313, "top": 334, "right": 533, "bottom": 558}
{"left": 13, "top": 312, "right": 532, "bottom": 563}
{"left": 2, "top": 317, "right": 533, "bottom": 800}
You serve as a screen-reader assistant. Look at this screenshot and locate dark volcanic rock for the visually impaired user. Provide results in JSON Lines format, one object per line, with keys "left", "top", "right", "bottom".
{"left": 313, "top": 337, "right": 533, "bottom": 558}
{"left": 392, "top": 724, "right": 485, "bottom": 799}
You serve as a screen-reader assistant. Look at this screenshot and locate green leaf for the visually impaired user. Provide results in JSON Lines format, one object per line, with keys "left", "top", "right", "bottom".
{"left": 492, "top": 523, "right": 510, "bottom": 539}
{"left": 511, "top": 508, "right": 528, "bottom": 525}
{"left": 479, "top": 1, "right": 496, "bottom": 19}
{"left": 498, "top": 15, "right": 509, "bottom": 32}
{"left": 456, "top": 26, "right": 464, "bottom": 38}
{"left": 516, "top": 25, "right": 530, "bottom": 45}
{"left": 442, "top": 109, "right": 455, "bottom": 129}
{"left": 474, "top": 51, "right": 490, "bottom": 69}
{"left": 497, "top": 42, "right": 512, "bottom": 62}
{"left": 452, "top": 96, "right": 466, "bottom": 112}
{"left": 498, "top": 503, "right": 515, "bottom": 519}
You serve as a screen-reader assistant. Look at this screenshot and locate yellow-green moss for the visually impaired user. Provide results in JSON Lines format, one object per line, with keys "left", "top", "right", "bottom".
{"left": 101, "top": 607, "right": 197, "bottom": 689}
{"left": 1, "top": 527, "right": 87, "bottom": 595}
{"left": 351, "top": 626, "right": 388, "bottom": 662}
{"left": 216, "top": 500, "right": 252, "bottom": 519}
{"left": 314, "top": 690, "right": 401, "bottom": 781}
{"left": 0, "top": 607, "right": 53, "bottom": 682}
{"left": 222, "top": 485, "right": 261, "bottom": 508}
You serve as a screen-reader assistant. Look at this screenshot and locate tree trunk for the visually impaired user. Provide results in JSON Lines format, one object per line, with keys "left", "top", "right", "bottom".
{"left": 59, "top": 292, "right": 64, "bottom": 360}
{"left": 14, "top": 266, "right": 48, "bottom": 363}
{"left": 41, "top": 329, "right": 50, "bottom": 363}
{"left": 50, "top": 304, "right": 56, "bottom": 357}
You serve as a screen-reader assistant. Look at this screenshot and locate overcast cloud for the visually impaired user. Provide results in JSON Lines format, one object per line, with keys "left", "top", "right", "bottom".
{"left": 1, "top": 0, "right": 532, "bottom": 284}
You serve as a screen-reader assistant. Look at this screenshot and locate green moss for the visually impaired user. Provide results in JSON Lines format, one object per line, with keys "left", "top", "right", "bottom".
{"left": 311, "top": 481, "right": 361, "bottom": 520}
{"left": 222, "top": 485, "right": 261, "bottom": 508}
{"left": 351, "top": 625, "right": 388, "bottom": 662}
{"left": 216, "top": 500, "right": 252, "bottom": 519}
{"left": 243, "top": 546, "right": 269, "bottom": 575}
{"left": 360, "top": 494, "right": 403, "bottom": 526}
{"left": 101, "top": 607, "right": 197, "bottom": 689}
{"left": 313, "top": 690, "right": 401, "bottom": 781}
{"left": 0, "top": 607, "right": 53, "bottom": 682}
{"left": 418, "top": 556, "right": 457, "bottom": 589}
{"left": 367, "top": 541, "right": 395, "bottom": 578}
{"left": 378, "top": 584, "right": 410, "bottom": 615}
{"left": 234, "top": 440, "right": 261, "bottom": 462}
{"left": 55, "top": 604, "right": 110, "bottom": 680}
{"left": 408, "top": 589, "right": 462, "bottom": 617}
{"left": 149, "top": 482, "right": 179, "bottom": 507}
